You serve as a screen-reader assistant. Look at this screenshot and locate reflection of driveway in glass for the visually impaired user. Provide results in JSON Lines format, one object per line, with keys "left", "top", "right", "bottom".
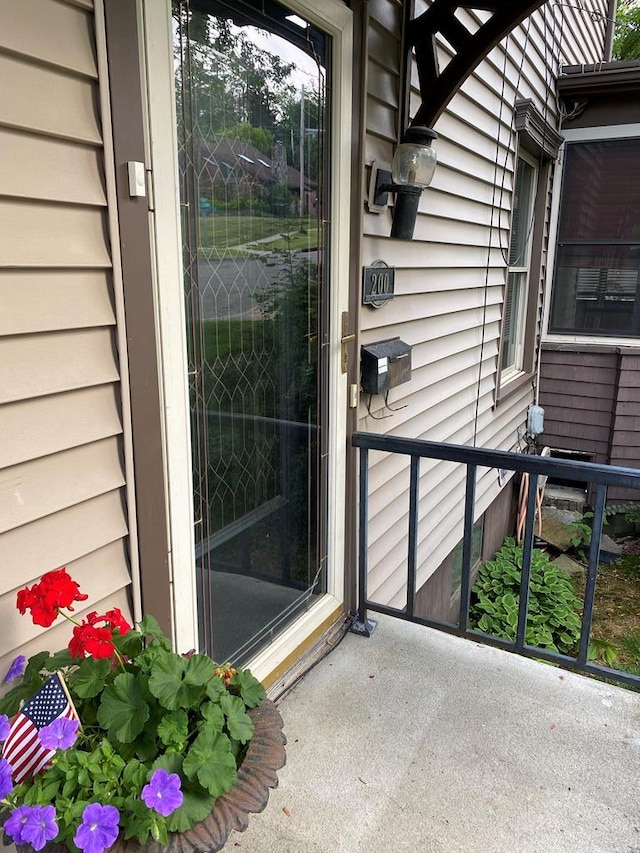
{"left": 196, "top": 251, "right": 318, "bottom": 320}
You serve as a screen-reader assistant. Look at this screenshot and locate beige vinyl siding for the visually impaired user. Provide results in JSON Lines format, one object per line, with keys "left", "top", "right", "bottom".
{"left": 360, "top": 2, "right": 607, "bottom": 608}
{"left": 0, "top": 0, "right": 133, "bottom": 675}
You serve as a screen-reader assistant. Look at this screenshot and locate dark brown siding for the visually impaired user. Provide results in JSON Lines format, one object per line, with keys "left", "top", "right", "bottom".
{"left": 539, "top": 343, "right": 640, "bottom": 501}
{"left": 414, "top": 479, "right": 517, "bottom": 623}
{"left": 609, "top": 353, "right": 640, "bottom": 499}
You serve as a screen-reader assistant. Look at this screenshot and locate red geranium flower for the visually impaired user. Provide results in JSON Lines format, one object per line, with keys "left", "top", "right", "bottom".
{"left": 69, "top": 623, "right": 115, "bottom": 660}
{"left": 103, "top": 608, "right": 132, "bottom": 635}
{"left": 16, "top": 568, "right": 88, "bottom": 627}
{"left": 39, "top": 569, "right": 88, "bottom": 611}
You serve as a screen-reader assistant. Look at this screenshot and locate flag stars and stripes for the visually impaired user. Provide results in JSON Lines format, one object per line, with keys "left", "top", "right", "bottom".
{"left": 2, "top": 674, "right": 79, "bottom": 784}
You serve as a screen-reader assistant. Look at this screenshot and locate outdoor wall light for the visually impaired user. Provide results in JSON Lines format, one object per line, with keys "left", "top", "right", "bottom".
{"left": 369, "top": 126, "right": 438, "bottom": 240}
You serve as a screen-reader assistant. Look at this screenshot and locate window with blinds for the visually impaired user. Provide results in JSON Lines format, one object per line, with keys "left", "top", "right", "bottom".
{"left": 549, "top": 137, "right": 640, "bottom": 337}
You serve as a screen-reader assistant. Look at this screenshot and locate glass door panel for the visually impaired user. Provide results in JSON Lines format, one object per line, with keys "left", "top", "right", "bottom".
{"left": 174, "top": 0, "right": 330, "bottom": 664}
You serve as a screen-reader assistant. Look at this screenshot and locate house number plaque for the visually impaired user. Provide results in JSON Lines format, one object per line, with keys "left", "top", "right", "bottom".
{"left": 362, "top": 260, "right": 395, "bottom": 308}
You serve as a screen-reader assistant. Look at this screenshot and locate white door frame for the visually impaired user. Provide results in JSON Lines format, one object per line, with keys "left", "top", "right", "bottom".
{"left": 138, "top": 0, "right": 352, "bottom": 679}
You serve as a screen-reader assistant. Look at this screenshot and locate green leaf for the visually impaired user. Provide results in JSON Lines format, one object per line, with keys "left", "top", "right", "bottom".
{"left": 62, "top": 778, "right": 78, "bottom": 799}
{"left": 148, "top": 654, "right": 188, "bottom": 710}
{"left": 48, "top": 649, "right": 74, "bottom": 671}
{"left": 122, "top": 758, "right": 147, "bottom": 791}
{"left": 220, "top": 694, "right": 254, "bottom": 744}
{"left": 183, "top": 730, "right": 237, "bottom": 797}
{"left": 152, "top": 752, "right": 183, "bottom": 775}
{"left": 97, "top": 672, "right": 150, "bottom": 743}
{"left": 70, "top": 658, "right": 112, "bottom": 699}
{"left": 166, "top": 785, "right": 215, "bottom": 833}
{"left": 148, "top": 653, "right": 214, "bottom": 710}
{"left": 478, "top": 615, "right": 492, "bottom": 633}
{"left": 206, "top": 676, "right": 225, "bottom": 702}
{"left": 231, "top": 669, "right": 265, "bottom": 708}
{"left": 502, "top": 592, "right": 517, "bottom": 612}
{"left": 24, "top": 651, "right": 50, "bottom": 678}
{"left": 157, "top": 710, "right": 189, "bottom": 748}
{"left": 114, "top": 629, "right": 144, "bottom": 660}
{"left": 200, "top": 700, "right": 224, "bottom": 730}
{"left": 39, "top": 780, "right": 60, "bottom": 802}
{"left": 132, "top": 729, "right": 161, "bottom": 763}
{"left": 138, "top": 615, "right": 172, "bottom": 650}
{"left": 123, "top": 798, "right": 156, "bottom": 843}
{"left": 185, "top": 654, "right": 217, "bottom": 687}
{"left": 150, "top": 816, "right": 168, "bottom": 845}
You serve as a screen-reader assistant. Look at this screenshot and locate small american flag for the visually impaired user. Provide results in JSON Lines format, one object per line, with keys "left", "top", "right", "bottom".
{"left": 2, "top": 673, "right": 78, "bottom": 783}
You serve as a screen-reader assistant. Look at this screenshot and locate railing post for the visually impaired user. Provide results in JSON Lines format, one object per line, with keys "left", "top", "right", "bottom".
{"left": 458, "top": 464, "right": 477, "bottom": 632}
{"left": 516, "top": 472, "right": 538, "bottom": 651}
{"left": 578, "top": 483, "right": 607, "bottom": 667}
{"left": 350, "top": 444, "right": 377, "bottom": 637}
{"left": 406, "top": 455, "right": 420, "bottom": 619}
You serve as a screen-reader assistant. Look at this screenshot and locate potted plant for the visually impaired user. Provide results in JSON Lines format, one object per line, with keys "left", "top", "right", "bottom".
{"left": 0, "top": 569, "right": 285, "bottom": 853}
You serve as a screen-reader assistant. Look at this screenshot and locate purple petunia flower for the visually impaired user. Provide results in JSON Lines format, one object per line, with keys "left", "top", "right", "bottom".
{"left": 0, "top": 757, "right": 14, "bottom": 799}
{"left": 39, "top": 717, "right": 79, "bottom": 751}
{"left": 141, "top": 768, "right": 184, "bottom": 817}
{"left": 20, "top": 805, "right": 58, "bottom": 851}
{"left": 73, "top": 803, "right": 120, "bottom": 853}
{"left": 3, "top": 804, "right": 33, "bottom": 846}
{"left": 3, "top": 655, "right": 26, "bottom": 684}
{"left": 0, "top": 714, "right": 10, "bottom": 742}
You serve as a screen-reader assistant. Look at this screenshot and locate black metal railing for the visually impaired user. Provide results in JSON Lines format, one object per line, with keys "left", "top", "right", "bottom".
{"left": 353, "top": 431, "right": 640, "bottom": 688}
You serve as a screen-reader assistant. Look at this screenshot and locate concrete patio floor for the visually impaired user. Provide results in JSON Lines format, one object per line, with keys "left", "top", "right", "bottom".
{"left": 230, "top": 614, "right": 640, "bottom": 853}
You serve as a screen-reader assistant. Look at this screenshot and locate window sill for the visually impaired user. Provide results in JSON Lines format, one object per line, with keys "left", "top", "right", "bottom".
{"left": 495, "top": 370, "right": 534, "bottom": 407}
{"left": 542, "top": 338, "right": 640, "bottom": 356}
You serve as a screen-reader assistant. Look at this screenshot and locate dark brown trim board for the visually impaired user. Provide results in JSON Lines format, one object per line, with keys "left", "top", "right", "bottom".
{"left": 103, "top": 0, "right": 172, "bottom": 634}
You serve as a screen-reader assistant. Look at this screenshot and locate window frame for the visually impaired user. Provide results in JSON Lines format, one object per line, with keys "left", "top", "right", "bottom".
{"left": 496, "top": 100, "right": 562, "bottom": 403}
{"left": 547, "top": 132, "right": 640, "bottom": 340}
{"left": 500, "top": 149, "right": 539, "bottom": 385}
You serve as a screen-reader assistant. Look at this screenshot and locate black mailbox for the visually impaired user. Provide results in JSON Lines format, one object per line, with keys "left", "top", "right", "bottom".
{"left": 361, "top": 338, "right": 412, "bottom": 395}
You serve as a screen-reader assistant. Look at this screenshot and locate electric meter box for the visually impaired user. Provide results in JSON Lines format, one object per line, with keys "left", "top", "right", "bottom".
{"left": 361, "top": 338, "right": 412, "bottom": 395}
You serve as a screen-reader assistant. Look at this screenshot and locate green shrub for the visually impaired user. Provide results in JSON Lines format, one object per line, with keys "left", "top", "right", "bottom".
{"left": 469, "top": 538, "right": 583, "bottom": 654}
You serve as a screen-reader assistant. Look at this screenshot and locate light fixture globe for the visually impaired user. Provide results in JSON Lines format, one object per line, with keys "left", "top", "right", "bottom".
{"left": 391, "top": 126, "right": 438, "bottom": 188}
{"left": 390, "top": 126, "right": 438, "bottom": 240}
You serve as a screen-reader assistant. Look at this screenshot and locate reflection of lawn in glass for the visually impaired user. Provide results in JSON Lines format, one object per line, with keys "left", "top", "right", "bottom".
{"left": 253, "top": 227, "right": 320, "bottom": 252}
{"left": 198, "top": 215, "right": 316, "bottom": 256}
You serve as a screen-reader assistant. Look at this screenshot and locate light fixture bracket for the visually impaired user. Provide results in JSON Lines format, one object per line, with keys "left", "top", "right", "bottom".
{"left": 368, "top": 162, "right": 423, "bottom": 213}
{"left": 368, "top": 162, "right": 393, "bottom": 212}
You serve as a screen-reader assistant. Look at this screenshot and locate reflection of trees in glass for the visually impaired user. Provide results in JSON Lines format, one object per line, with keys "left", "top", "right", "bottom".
{"left": 174, "top": 4, "right": 322, "bottom": 214}
{"left": 175, "top": 9, "right": 295, "bottom": 140}
{"left": 218, "top": 123, "right": 274, "bottom": 157}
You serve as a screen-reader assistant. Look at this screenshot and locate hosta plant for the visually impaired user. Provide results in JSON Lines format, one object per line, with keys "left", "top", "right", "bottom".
{"left": 469, "top": 537, "right": 583, "bottom": 654}
{"left": 0, "top": 569, "right": 265, "bottom": 853}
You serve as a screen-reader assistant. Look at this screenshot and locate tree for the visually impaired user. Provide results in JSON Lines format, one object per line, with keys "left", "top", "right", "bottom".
{"left": 175, "top": 8, "right": 296, "bottom": 140}
{"left": 613, "top": 0, "right": 640, "bottom": 60}
{"left": 218, "top": 123, "right": 274, "bottom": 157}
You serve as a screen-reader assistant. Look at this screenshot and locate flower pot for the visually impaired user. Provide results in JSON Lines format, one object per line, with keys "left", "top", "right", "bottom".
{"left": 20, "top": 699, "right": 286, "bottom": 853}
